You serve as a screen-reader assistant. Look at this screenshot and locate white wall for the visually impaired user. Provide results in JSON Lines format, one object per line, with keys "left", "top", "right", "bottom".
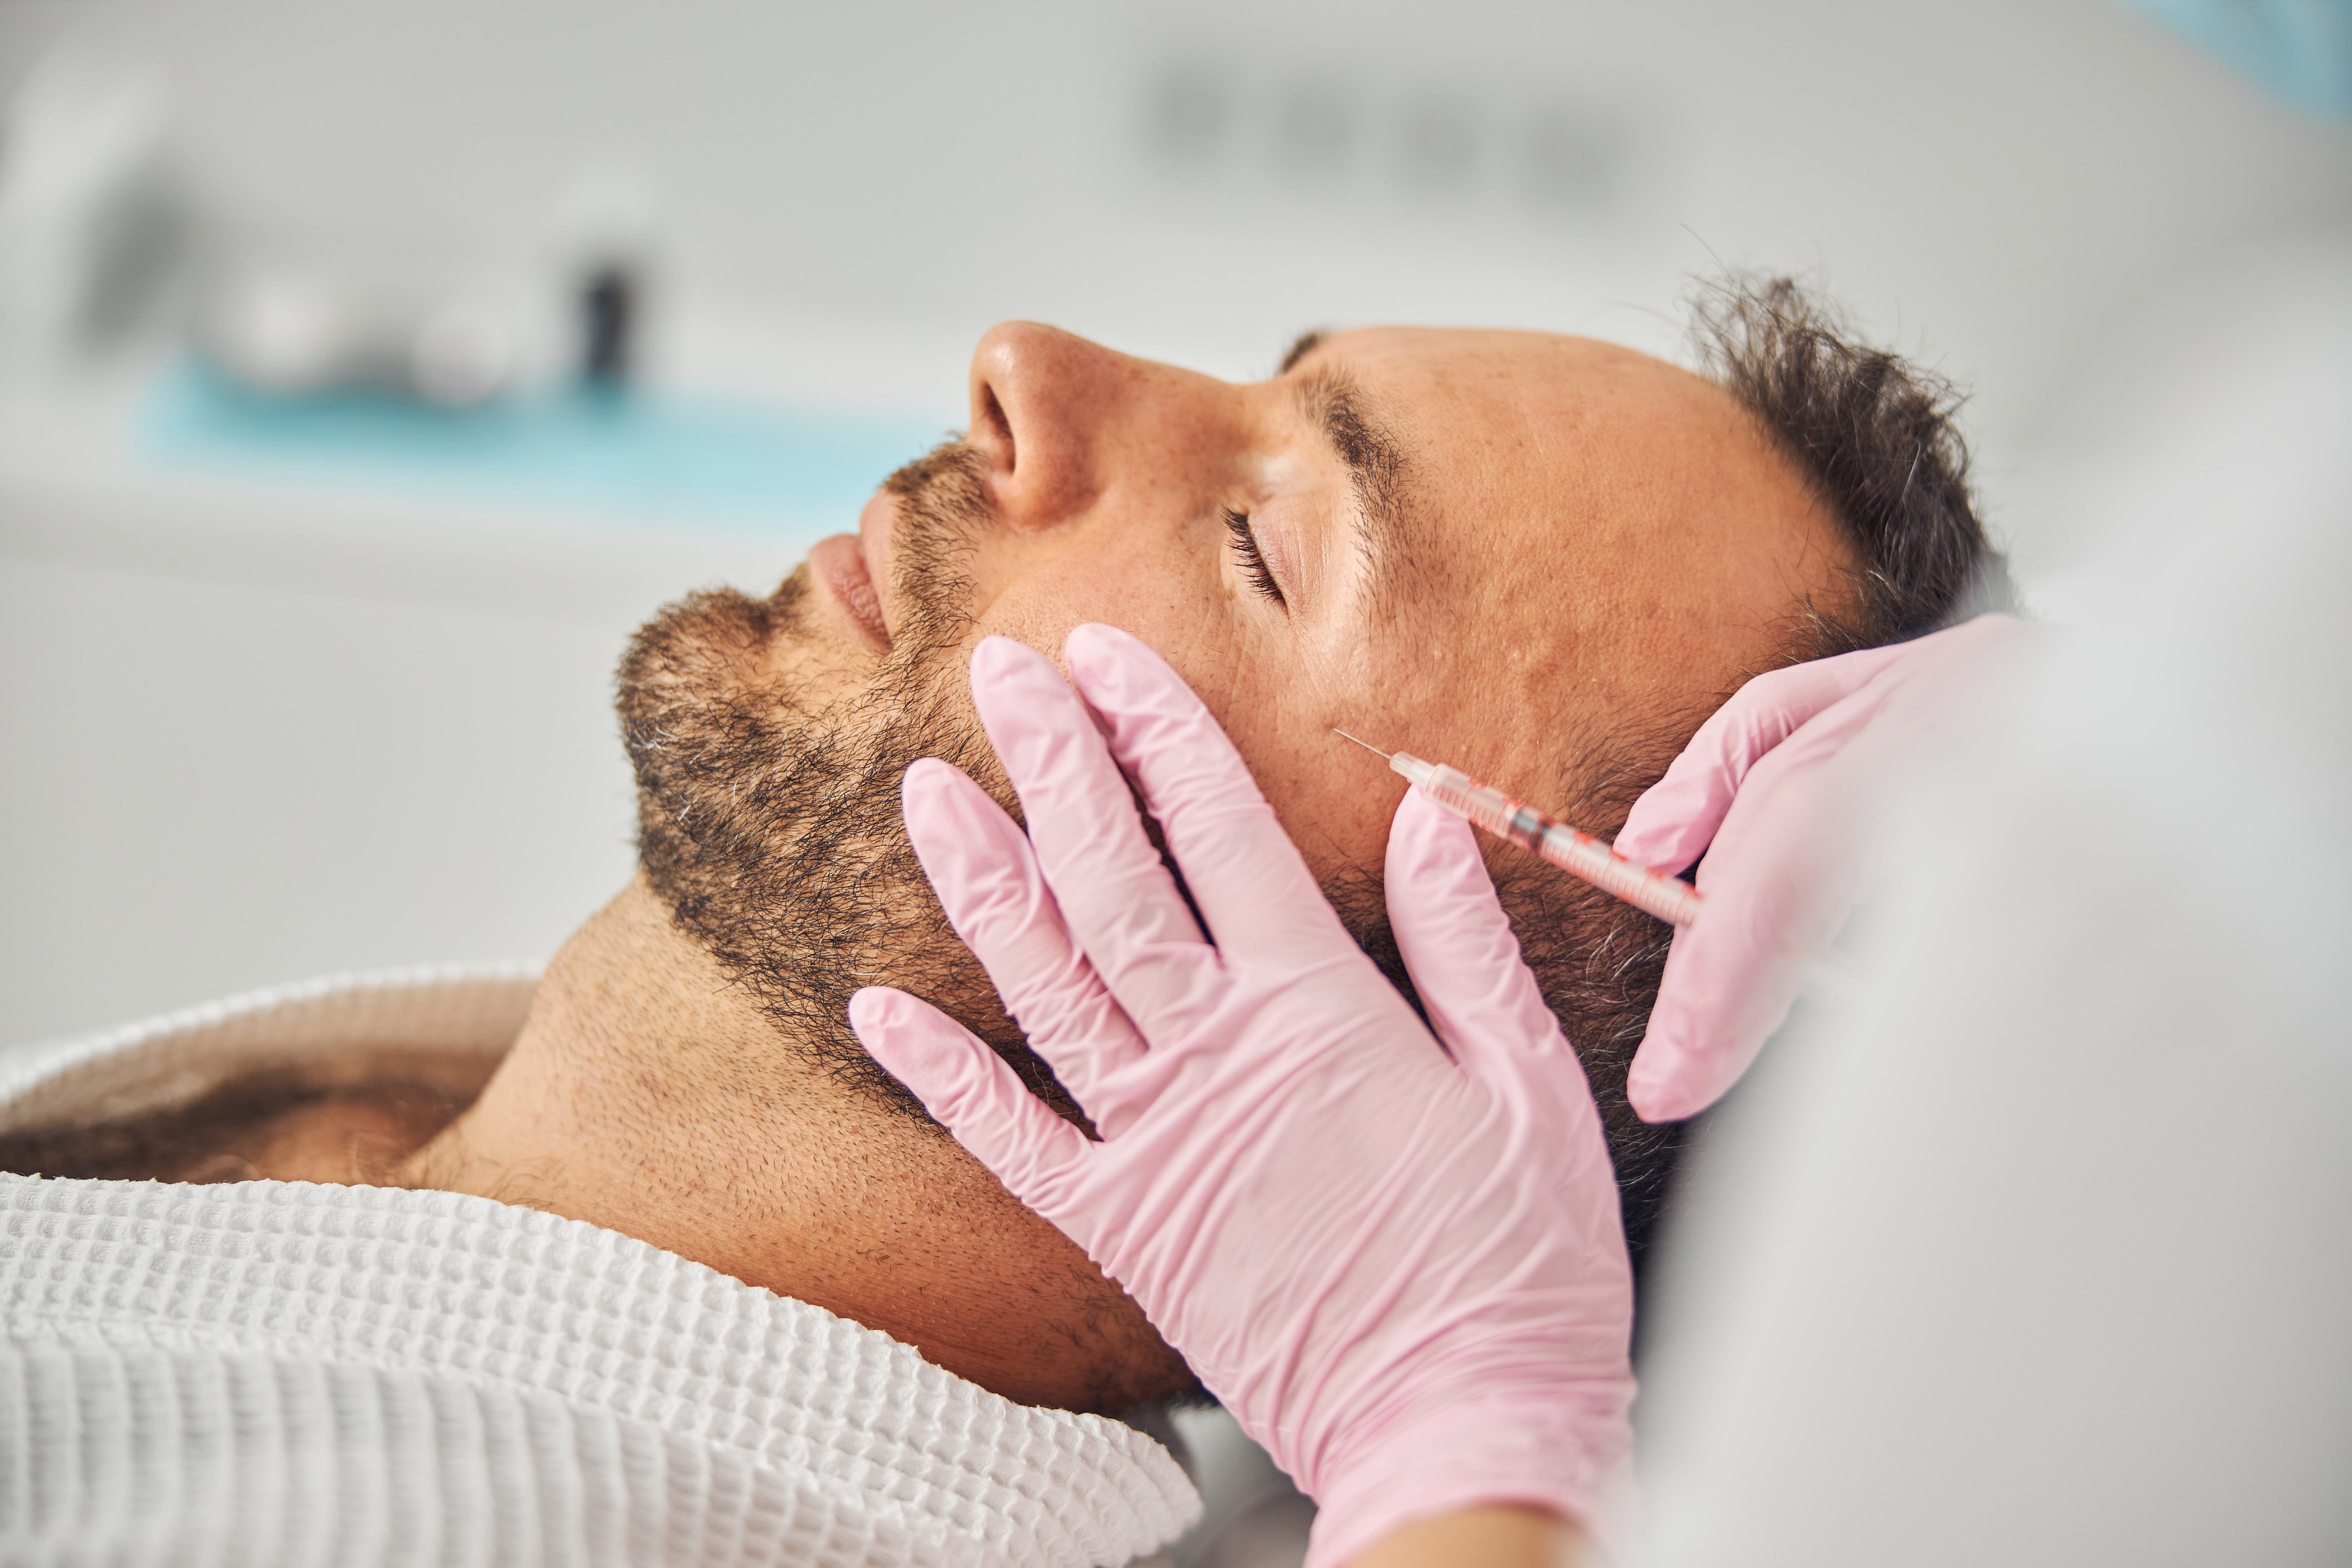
{"left": 1, "top": 0, "right": 2346, "bottom": 1048}
{"left": 6, "top": 0, "right": 2348, "bottom": 441}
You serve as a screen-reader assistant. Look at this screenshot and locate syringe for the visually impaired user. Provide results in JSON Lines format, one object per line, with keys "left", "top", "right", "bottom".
{"left": 1335, "top": 730, "right": 1703, "bottom": 927}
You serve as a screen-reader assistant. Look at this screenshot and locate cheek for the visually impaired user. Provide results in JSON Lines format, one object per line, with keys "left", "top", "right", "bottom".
{"left": 1245, "top": 734, "right": 1402, "bottom": 884}
{"left": 969, "top": 529, "right": 1279, "bottom": 726}
{"left": 968, "top": 531, "right": 1207, "bottom": 658}
{"left": 959, "top": 526, "right": 1397, "bottom": 883}
{"left": 1172, "top": 646, "right": 1403, "bottom": 888}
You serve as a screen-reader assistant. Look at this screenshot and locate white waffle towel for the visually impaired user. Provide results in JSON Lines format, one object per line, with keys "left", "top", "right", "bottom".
{"left": 0, "top": 969, "right": 1200, "bottom": 1567}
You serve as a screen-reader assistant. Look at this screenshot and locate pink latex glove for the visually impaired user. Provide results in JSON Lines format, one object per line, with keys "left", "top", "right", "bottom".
{"left": 1613, "top": 613, "right": 2027, "bottom": 1123}
{"left": 849, "top": 625, "right": 1635, "bottom": 1568}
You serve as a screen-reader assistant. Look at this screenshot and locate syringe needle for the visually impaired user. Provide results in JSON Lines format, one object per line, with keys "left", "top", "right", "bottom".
{"left": 1332, "top": 728, "right": 1392, "bottom": 759}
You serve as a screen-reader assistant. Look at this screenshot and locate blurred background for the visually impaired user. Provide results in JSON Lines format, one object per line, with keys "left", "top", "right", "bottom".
{"left": 2, "top": 0, "right": 2348, "bottom": 1052}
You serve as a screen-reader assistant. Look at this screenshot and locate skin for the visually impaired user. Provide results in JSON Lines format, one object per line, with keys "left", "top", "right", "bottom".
{"left": 772, "top": 324, "right": 1844, "bottom": 887}
{"left": 401, "top": 874, "right": 1180, "bottom": 1410}
{"left": 305, "top": 324, "right": 1835, "bottom": 1520}
{"left": 213, "top": 321, "right": 1837, "bottom": 1560}
{"left": 1355, "top": 1506, "right": 1585, "bottom": 1568}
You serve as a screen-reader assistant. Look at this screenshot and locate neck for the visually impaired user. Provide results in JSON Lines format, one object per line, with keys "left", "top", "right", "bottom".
{"left": 398, "top": 876, "right": 1181, "bottom": 1412}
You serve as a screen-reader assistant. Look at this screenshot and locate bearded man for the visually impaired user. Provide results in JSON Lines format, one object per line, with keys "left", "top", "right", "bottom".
{"left": 0, "top": 276, "right": 2008, "bottom": 1567}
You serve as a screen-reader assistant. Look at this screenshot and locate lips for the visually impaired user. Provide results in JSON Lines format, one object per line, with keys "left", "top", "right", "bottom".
{"left": 810, "top": 532, "right": 892, "bottom": 651}
{"left": 857, "top": 488, "right": 897, "bottom": 638}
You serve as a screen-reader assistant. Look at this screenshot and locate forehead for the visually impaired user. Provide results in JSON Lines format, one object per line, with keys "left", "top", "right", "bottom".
{"left": 1285, "top": 326, "right": 1843, "bottom": 747}
{"left": 1290, "top": 325, "right": 1749, "bottom": 485}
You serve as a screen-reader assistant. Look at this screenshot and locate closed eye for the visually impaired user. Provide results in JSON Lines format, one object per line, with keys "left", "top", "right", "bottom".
{"left": 1224, "top": 509, "right": 1287, "bottom": 607}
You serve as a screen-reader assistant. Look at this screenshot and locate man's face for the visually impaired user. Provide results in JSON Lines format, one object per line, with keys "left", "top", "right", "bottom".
{"left": 620, "top": 324, "right": 1845, "bottom": 1080}
{"left": 607, "top": 322, "right": 1846, "bottom": 1410}
{"left": 886, "top": 326, "right": 1837, "bottom": 857}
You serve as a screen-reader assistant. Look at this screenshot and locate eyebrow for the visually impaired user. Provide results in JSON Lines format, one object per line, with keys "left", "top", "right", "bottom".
{"left": 1290, "top": 361, "right": 1410, "bottom": 599}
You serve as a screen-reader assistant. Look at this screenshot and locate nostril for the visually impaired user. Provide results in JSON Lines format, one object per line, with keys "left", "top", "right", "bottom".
{"left": 978, "top": 383, "right": 1014, "bottom": 463}
{"left": 966, "top": 322, "right": 1110, "bottom": 526}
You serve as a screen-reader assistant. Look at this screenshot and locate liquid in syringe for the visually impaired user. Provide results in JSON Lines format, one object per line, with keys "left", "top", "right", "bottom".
{"left": 1335, "top": 730, "right": 1702, "bottom": 927}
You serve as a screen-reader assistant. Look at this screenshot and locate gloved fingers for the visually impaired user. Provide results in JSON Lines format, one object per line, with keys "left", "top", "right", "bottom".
{"left": 1624, "top": 744, "right": 1851, "bottom": 1122}
{"left": 849, "top": 986, "right": 1093, "bottom": 1209}
{"left": 966, "top": 636, "right": 1219, "bottom": 1028}
{"left": 1613, "top": 638, "right": 1919, "bottom": 879}
{"left": 899, "top": 759, "right": 1152, "bottom": 1129}
{"left": 1615, "top": 617, "right": 2026, "bottom": 881}
{"left": 1383, "top": 788, "right": 1582, "bottom": 1094}
{"left": 1627, "top": 622, "right": 2030, "bottom": 1122}
{"left": 1627, "top": 931, "right": 1737, "bottom": 1122}
{"left": 1626, "top": 893, "right": 1809, "bottom": 1123}
{"left": 1062, "top": 623, "right": 1350, "bottom": 972}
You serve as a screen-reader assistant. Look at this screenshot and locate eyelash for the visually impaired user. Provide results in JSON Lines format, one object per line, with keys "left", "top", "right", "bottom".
{"left": 1224, "top": 508, "right": 1286, "bottom": 606}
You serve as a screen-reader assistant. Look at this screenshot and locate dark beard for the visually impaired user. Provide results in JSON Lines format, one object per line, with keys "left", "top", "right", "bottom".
{"left": 616, "top": 441, "right": 1694, "bottom": 1264}
{"left": 1324, "top": 813, "right": 1687, "bottom": 1271}
{"left": 615, "top": 442, "right": 1066, "bottom": 1115}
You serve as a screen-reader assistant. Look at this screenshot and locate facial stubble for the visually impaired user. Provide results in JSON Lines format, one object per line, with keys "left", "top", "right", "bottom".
{"left": 616, "top": 442, "right": 1691, "bottom": 1267}
{"left": 615, "top": 443, "right": 1071, "bottom": 1119}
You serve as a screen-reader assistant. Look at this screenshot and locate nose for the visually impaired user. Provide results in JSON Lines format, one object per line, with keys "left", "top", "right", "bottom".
{"left": 966, "top": 322, "right": 1148, "bottom": 530}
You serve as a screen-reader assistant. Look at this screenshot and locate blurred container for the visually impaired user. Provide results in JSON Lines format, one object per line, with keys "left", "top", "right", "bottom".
{"left": 190, "top": 160, "right": 660, "bottom": 409}
{"left": 551, "top": 159, "right": 659, "bottom": 390}
{"left": 194, "top": 263, "right": 566, "bottom": 408}
{"left": 0, "top": 45, "right": 180, "bottom": 373}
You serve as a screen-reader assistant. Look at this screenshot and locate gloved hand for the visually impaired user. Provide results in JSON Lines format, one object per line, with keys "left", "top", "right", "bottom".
{"left": 849, "top": 625, "right": 1635, "bottom": 1568}
{"left": 1613, "top": 613, "right": 2027, "bottom": 1123}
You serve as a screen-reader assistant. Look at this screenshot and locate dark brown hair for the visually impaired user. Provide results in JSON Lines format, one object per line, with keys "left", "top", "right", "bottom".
{"left": 1510, "top": 274, "right": 2016, "bottom": 1275}
{"left": 1698, "top": 273, "right": 2018, "bottom": 657}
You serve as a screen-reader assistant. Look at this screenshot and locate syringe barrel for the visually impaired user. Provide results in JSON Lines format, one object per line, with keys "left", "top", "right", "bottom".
{"left": 1539, "top": 824, "right": 1702, "bottom": 926}
{"left": 1419, "top": 763, "right": 1532, "bottom": 843}
{"left": 1403, "top": 758, "right": 1702, "bottom": 927}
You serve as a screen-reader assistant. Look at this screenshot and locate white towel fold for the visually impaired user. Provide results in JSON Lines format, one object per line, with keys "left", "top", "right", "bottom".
{"left": 0, "top": 970, "right": 1200, "bottom": 1567}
